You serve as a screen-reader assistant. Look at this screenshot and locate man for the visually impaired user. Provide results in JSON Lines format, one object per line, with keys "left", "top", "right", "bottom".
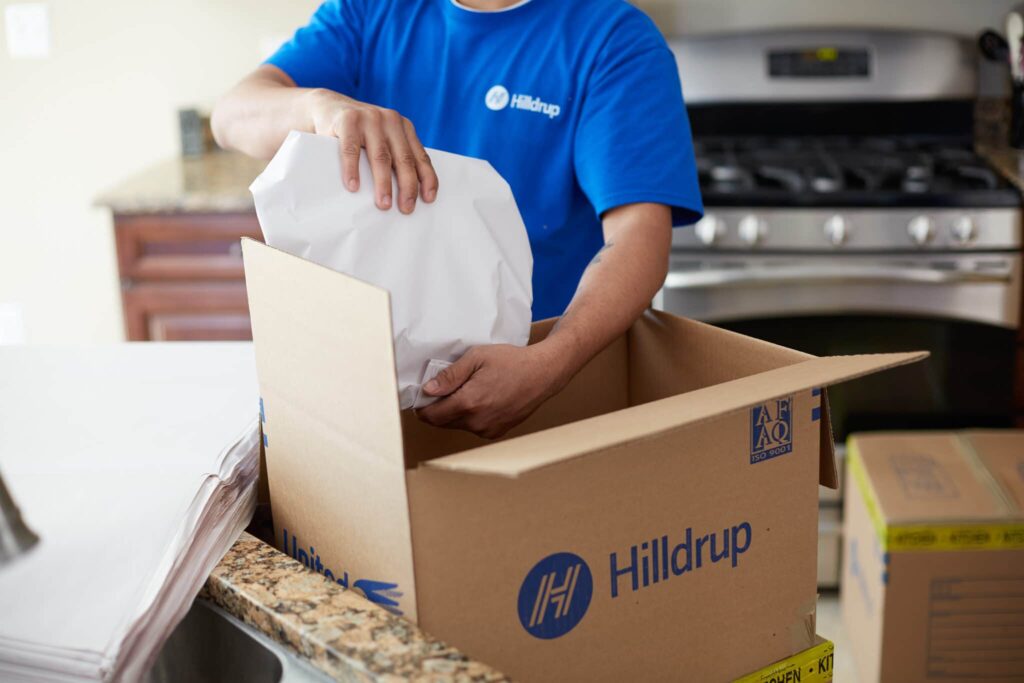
{"left": 212, "top": 0, "right": 702, "bottom": 438}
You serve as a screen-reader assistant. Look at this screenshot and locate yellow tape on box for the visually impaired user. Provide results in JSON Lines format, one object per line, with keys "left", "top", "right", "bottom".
{"left": 733, "top": 637, "right": 834, "bottom": 683}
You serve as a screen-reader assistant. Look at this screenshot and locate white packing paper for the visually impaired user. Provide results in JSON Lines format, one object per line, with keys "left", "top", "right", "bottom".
{"left": 0, "top": 344, "right": 261, "bottom": 682}
{"left": 251, "top": 131, "right": 534, "bottom": 409}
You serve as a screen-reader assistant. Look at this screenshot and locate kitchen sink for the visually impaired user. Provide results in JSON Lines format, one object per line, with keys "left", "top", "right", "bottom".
{"left": 144, "top": 600, "right": 333, "bottom": 683}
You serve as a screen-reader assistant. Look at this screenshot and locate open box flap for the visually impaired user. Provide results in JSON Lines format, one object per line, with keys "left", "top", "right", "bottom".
{"left": 242, "top": 239, "right": 419, "bottom": 620}
{"left": 423, "top": 351, "right": 928, "bottom": 478}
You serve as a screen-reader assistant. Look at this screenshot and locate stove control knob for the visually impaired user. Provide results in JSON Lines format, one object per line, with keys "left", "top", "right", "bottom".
{"left": 824, "top": 215, "right": 850, "bottom": 246}
{"left": 907, "top": 215, "right": 935, "bottom": 246}
{"left": 738, "top": 215, "right": 767, "bottom": 246}
{"left": 694, "top": 215, "right": 725, "bottom": 246}
{"left": 952, "top": 216, "right": 977, "bottom": 245}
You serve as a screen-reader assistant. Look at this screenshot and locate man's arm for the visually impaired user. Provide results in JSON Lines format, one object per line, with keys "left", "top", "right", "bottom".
{"left": 211, "top": 65, "right": 437, "bottom": 214}
{"left": 418, "top": 202, "right": 671, "bottom": 438}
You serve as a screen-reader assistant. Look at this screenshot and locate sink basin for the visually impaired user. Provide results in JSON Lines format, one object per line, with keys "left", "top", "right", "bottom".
{"left": 144, "top": 600, "right": 332, "bottom": 683}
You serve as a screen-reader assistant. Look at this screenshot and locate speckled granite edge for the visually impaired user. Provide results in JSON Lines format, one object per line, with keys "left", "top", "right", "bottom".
{"left": 979, "top": 146, "right": 1024, "bottom": 194}
{"left": 202, "top": 532, "right": 510, "bottom": 683}
{"left": 975, "top": 96, "right": 1024, "bottom": 194}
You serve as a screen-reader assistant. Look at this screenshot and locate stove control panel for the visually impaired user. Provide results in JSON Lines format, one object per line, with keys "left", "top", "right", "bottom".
{"left": 671, "top": 209, "right": 1020, "bottom": 252}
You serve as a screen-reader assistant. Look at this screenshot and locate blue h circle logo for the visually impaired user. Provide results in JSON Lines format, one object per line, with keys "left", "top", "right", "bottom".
{"left": 517, "top": 552, "right": 593, "bottom": 639}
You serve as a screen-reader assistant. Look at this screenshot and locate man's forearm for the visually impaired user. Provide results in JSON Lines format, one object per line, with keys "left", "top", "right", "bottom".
{"left": 212, "top": 66, "right": 330, "bottom": 159}
{"left": 540, "top": 202, "right": 672, "bottom": 388}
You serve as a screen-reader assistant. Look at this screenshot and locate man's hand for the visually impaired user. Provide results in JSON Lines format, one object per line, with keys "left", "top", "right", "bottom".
{"left": 309, "top": 89, "right": 438, "bottom": 214}
{"left": 416, "top": 344, "right": 570, "bottom": 439}
{"left": 212, "top": 65, "right": 438, "bottom": 214}
{"left": 417, "top": 203, "right": 672, "bottom": 439}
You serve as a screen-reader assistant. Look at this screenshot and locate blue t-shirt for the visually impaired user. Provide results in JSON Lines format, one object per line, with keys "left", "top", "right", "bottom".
{"left": 267, "top": 0, "right": 703, "bottom": 320}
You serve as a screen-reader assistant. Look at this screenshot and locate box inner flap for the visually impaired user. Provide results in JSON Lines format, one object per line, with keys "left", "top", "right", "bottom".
{"left": 401, "top": 330, "right": 630, "bottom": 466}
{"left": 423, "top": 350, "right": 925, "bottom": 478}
{"left": 402, "top": 311, "right": 810, "bottom": 468}
{"left": 627, "top": 309, "right": 813, "bottom": 404}
{"left": 626, "top": 310, "right": 839, "bottom": 489}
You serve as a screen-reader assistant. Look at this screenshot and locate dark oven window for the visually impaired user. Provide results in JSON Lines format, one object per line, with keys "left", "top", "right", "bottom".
{"left": 718, "top": 316, "right": 1016, "bottom": 441}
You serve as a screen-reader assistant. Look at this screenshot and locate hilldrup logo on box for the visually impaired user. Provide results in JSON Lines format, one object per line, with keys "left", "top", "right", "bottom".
{"left": 518, "top": 522, "right": 753, "bottom": 639}
{"left": 517, "top": 552, "right": 593, "bottom": 639}
{"left": 750, "top": 396, "right": 793, "bottom": 464}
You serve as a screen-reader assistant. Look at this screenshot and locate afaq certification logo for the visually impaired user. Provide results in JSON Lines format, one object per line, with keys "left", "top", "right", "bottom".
{"left": 750, "top": 396, "right": 793, "bottom": 464}
{"left": 517, "top": 552, "right": 593, "bottom": 639}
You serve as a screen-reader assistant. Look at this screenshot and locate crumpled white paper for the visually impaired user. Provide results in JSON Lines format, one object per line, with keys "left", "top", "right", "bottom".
{"left": 250, "top": 131, "right": 533, "bottom": 409}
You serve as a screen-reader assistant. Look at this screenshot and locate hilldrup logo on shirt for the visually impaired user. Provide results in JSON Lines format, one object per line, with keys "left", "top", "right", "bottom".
{"left": 485, "top": 84, "right": 562, "bottom": 119}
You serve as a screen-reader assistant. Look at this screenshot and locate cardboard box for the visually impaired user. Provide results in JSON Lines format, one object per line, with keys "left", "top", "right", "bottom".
{"left": 241, "top": 239, "right": 924, "bottom": 681}
{"left": 842, "top": 431, "right": 1024, "bottom": 683}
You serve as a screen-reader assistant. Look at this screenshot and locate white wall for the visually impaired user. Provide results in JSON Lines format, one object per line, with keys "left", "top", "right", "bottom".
{"left": 636, "top": 0, "right": 1019, "bottom": 37}
{"left": 0, "top": 0, "right": 318, "bottom": 343}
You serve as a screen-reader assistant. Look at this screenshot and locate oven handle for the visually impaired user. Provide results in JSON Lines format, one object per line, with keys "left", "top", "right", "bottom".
{"left": 664, "top": 265, "right": 1012, "bottom": 289}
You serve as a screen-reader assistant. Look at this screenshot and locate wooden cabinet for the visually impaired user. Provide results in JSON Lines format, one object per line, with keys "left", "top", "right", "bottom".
{"left": 114, "top": 213, "right": 262, "bottom": 341}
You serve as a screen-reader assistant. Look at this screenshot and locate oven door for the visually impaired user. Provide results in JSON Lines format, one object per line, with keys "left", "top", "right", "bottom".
{"left": 656, "top": 252, "right": 1021, "bottom": 440}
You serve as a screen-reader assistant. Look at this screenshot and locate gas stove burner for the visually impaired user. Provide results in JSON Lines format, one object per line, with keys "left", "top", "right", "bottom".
{"left": 902, "top": 177, "right": 931, "bottom": 193}
{"left": 694, "top": 136, "right": 1020, "bottom": 208}
{"left": 905, "top": 165, "right": 931, "bottom": 180}
{"left": 810, "top": 173, "right": 841, "bottom": 193}
{"left": 710, "top": 165, "right": 742, "bottom": 182}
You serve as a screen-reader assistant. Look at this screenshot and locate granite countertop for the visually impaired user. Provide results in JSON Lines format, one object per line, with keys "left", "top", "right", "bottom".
{"left": 979, "top": 145, "right": 1024, "bottom": 194}
{"left": 974, "top": 97, "right": 1024, "bottom": 194}
{"left": 95, "top": 151, "right": 265, "bottom": 214}
{"left": 202, "top": 532, "right": 509, "bottom": 682}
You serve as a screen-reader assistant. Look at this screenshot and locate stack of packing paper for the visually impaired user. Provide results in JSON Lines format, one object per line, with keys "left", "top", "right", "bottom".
{"left": 0, "top": 344, "right": 259, "bottom": 681}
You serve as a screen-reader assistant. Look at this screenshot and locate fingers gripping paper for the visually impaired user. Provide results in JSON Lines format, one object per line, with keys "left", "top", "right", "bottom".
{"left": 250, "top": 132, "right": 534, "bottom": 409}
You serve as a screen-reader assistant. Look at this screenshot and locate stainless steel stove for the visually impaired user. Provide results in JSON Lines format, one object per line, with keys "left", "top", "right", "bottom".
{"left": 659, "top": 29, "right": 1023, "bottom": 588}
{"left": 663, "top": 30, "right": 1021, "bottom": 331}
{"left": 661, "top": 28, "right": 1021, "bottom": 352}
